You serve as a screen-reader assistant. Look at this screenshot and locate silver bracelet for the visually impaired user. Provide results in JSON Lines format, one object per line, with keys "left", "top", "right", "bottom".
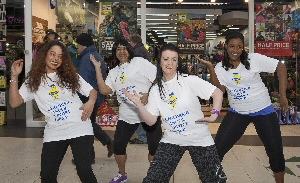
{"left": 10, "top": 79, "right": 19, "bottom": 83}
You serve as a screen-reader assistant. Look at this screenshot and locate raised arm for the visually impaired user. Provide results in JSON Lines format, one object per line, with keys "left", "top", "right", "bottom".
{"left": 195, "top": 55, "right": 226, "bottom": 93}
{"left": 122, "top": 89, "right": 158, "bottom": 126}
{"left": 90, "top": 54, "right": 113, "bottom": 95}
{"left": 276, "top": 61, "right": 288, "bottom": 114}
{"left": 9, "top": 59, "right": 25, "bottom": 108}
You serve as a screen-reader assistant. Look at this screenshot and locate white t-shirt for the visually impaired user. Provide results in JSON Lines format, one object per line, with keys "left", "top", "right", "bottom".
{"left": 19, "top": 73, "right": 94, "bottom": 142}
{"left": 105, "top": 57, "right": 156, "bottom": 124}
{"left": 146, "top": 74, "right": 216, "bottom": 147}
{"left": 215, "top": 53, "right": 278, "bottom": 114}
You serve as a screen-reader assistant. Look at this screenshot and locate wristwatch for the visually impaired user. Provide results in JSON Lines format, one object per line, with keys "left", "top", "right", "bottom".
{"left": 211, "top": 109, "right": 220, "bottom": 116}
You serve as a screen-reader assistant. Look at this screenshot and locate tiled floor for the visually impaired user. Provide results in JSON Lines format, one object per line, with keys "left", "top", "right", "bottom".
{"left": 0, "top": 123, "right": 300, "bottom": 183}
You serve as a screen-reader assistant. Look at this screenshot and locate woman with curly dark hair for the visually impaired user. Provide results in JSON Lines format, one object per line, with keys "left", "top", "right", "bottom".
{"left": 196, "top": 31, "right": 287, "bottom": 183}
{"left": 9, "top": 40, "right": 98, "bottom": 183}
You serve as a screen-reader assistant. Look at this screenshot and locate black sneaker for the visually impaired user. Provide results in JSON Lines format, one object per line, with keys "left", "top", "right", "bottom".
{"left": 129, "top": 138, "right": 147, "bottom": 144}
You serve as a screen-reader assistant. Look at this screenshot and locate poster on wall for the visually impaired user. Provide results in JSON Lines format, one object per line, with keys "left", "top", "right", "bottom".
{"left": 177, "top": 13, "right": 206, "bottom": 54}
{"left": 99, "top": 1, "right": 137, "bottom": 56}
{"left": 57, "top": 0, "right": 85, "bottom": 26}
{"left": 255, "top": 3, "right": 292, "bottom": 56}
{"left": 101, "top": 2, "right": 113, "bottom": 15}
{"left": 32, "top": 16, "right": 48, "bottom": 43}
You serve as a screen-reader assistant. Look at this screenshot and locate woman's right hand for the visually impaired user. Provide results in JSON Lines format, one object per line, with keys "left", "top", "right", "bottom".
{"left": 90, "top": 54, "right": 101, "bottom": 68}
{"left": 122, "top": 89, "right": 143, "bottom": 107}
{"left": 11, "top": 59, "right": 24, "bottom": 77}
{"left": 195, "top": 55, "right": 212, "bottom": 67}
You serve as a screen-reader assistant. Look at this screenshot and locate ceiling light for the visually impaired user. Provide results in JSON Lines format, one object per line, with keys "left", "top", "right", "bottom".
{"left": 245, "top": 0, "right": 248, "bottom": 2}
{"left": 211, "top": 0, "right": 216, "bottom": 2}
{"left": 178, "top": 0, "right": 183, "bottom": 2}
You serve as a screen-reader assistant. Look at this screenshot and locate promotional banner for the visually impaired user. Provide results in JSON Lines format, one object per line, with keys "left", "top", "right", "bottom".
{"left": 177, "top": 13, "right": 206, "bottom": 54}
{"left": 256, "top": 41, "right": 292, "bottom": 56}
{"left": 255, "top": 3, "right": 292, "bottom": 56}
{"left": 99, "top": 1, "right": 137, "bottom": 56}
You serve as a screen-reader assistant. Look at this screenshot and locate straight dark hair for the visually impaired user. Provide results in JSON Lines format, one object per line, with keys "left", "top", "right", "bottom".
{"left": 151, "top": 43, "right": 187, "bottom": 100}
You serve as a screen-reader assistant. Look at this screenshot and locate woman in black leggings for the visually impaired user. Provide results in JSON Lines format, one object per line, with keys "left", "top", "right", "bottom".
{"left": 197, "top": 31, "right": 287, "bottom": 183}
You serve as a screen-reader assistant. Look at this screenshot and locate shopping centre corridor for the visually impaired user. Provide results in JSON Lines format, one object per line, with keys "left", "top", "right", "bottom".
{"left": 0, "top": 123, "right": 300, "bottom": 183}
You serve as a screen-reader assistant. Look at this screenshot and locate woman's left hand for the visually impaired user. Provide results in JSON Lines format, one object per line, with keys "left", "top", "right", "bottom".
{"left": 79, "top": 101, "right": 94, "bottom": 121}
{"left": 195, "top": 114, "right": 219, "bottom": 123}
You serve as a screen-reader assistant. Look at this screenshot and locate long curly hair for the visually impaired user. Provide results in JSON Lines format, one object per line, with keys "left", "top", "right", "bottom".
{"left": 222, "top": 31, "right": 250, "bottom": 71}
{"left": 25, "top": 40, "right": 80, "bottom": 94}
{"left": 151, "top": 43, "right": 187, "bottom": 100}
{"left": 112, "top": 38, "right": 134, "bottom": 65}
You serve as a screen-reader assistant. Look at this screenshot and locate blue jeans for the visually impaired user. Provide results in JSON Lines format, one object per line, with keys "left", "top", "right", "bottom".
{"left": 137, "top": 124, "right": 147, "bottom": 142}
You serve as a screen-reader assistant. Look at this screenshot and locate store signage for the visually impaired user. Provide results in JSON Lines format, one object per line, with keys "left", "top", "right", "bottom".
{"left": 0, "top": 0, "right": 6, "bottom": 23}
{"left": 256, "top": 41, "right": 292, "bottom": 56}
{"left": 177, "top": 13, "right": 206, "bottom": 54}
{"left": 177, "top": 43, "right": 205, "bottom": 54}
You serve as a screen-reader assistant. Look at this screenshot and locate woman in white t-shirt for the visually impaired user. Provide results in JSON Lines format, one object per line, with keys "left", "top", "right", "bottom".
{"left": 9, "top": 41, "right": 98, "bottom": 183}
{"left": 196, "top": 31, "right": 287, "bottom": 183}
{"left": 90, "top": 38, "right": 161, "bottom": 183}
{"left": 123, "top": 43, "right": 227, "bottom": 183}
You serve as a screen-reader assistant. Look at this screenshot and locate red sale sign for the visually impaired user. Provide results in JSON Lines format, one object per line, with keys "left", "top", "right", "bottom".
{"left": 255, "top": 41, "right": 292, "bottom": 56}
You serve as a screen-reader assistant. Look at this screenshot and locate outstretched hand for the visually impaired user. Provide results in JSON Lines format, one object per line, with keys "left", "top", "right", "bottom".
{"left": 195, "top": 114, "right": 219, "bottom": 123}
{"left": 90, "top": 54, "right": 101, "bottom": 68}
{"left": 122, "top": 89, "right": 143, "bottom": 107}
{"left": 194, "top": 55, "right": 212, "bottom": 67}
{"left": 11, "top": 59, "right": 24, "bottom": 77}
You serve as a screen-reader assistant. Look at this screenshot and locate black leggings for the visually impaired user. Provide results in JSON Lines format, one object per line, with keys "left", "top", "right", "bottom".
{"left": 215, "top": 111, "right": 285, "bottom": 173}
{"left": 114, "top": 119, "right": 162, "bottom": 156}
{"left": 143, "top": 143, "right": 227, "bottom": 183}
{"left": 40, "top": 135, "right": 97, "bottom": 183}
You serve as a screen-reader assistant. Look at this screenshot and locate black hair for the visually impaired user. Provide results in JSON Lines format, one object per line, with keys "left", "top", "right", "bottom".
{"left": 223, "top": 31, "right": 250, "bottom": 71}
{"left": 112, "top": 38, "right": 134, "bottom": 65}
{"left": 151, "top": 43, "right": 187, "bottom": 100}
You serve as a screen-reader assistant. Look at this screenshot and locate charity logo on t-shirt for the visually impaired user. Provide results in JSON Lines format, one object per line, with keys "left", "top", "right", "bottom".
{"left": 49, "top": 83, "right": 60, "bottom": 99}
{"left": 168, "top": 92, "right": 177, "bottom": 109}
{"left": 120, "top": 71, "right": 126, "bottom": 84}
{"left": 232, "top": 72, "right": 242, "bottom": 85}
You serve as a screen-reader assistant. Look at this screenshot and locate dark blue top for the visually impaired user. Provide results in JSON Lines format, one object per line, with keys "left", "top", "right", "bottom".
{"left": 78, "top": 45, "right": 107, "bottom": 107}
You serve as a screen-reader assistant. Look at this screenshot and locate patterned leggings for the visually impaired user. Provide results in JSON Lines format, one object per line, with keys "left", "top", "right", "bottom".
{"left": 143, "top": 142, "right": 227, "bottom": 183}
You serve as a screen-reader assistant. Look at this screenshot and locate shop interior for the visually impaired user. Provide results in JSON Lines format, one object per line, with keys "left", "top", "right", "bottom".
{"left": 3, "top": 0, "right": 300, "bottom": 126}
